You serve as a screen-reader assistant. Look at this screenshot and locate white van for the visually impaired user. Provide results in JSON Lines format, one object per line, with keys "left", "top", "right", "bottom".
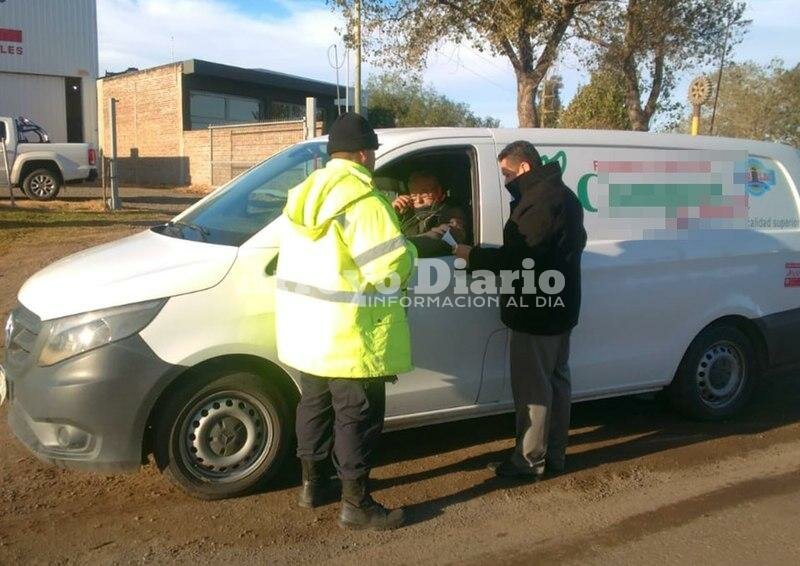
{"left": 3, "top": 129, "right": 800, "bottom": 499}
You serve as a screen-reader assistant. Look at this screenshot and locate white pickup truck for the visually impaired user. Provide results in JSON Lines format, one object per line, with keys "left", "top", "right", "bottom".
{"left": 0, "top": 116, "right": 97, "bottom": 200}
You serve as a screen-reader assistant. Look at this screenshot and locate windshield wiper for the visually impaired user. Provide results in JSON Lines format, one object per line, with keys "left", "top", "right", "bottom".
{"left": 166, "top": 220, "right": 210, "bottom": 241}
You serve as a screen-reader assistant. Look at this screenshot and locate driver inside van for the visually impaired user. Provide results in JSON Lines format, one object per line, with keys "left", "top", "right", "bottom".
{"left": 391, "top": 170, "right": 468, "bottom": 256}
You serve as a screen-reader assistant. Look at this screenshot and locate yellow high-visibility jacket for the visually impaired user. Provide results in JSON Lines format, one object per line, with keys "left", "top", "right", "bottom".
{"left": 275, "top": 158, "right": 418, "bottom": 378}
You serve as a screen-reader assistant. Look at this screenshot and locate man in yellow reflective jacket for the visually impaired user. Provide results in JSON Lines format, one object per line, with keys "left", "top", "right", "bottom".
{"left": 275, "top": 113, "right": 417, "bottom": 530}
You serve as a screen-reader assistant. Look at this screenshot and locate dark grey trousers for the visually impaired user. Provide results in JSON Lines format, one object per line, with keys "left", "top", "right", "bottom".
{"left": 295, "top": 372, "right": 387, "bottom": 480}
{"left": 509, "top": 330, "right": 572, "bottom": 472}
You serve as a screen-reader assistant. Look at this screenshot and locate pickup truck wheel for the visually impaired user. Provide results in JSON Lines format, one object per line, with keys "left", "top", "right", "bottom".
{"left": 23, "top": 168, "right": 61, "bottom": 200}
{"left": 668, "top": 325, "right": 758, "bottom": 421}
{"left": 154, "top": 370, "right": 291, "bottom": 500}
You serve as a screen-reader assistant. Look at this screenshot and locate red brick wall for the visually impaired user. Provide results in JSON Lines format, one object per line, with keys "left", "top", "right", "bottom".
{"left": 98, "top": 63, "right": 186, "bottom": 186}
{"left": 184, "top": 121, "right": 322, "bottom": 187}
{"left": 183, "top": 129, "right": 211, "bottom": 188}
{"left": 98, "top": 63, "right": 323, "bottom": 187}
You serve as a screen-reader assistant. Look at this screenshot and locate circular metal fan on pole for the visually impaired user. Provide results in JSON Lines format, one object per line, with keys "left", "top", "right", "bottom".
{"left": 688, "top": 75, "right": 713, "bottom": 136}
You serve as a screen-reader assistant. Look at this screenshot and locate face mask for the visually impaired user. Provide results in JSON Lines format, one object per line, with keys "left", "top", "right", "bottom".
{"left": 505, "top": 177, "right": 522, "bottom": 203}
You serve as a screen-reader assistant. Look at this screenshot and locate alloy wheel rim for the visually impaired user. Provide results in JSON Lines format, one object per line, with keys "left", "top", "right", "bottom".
{"left": 29, "top": 175, "right": 55, "bottom": 197}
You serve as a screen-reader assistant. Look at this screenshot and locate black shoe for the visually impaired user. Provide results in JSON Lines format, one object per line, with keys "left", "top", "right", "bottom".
{"left": 545, "top": 460, "right": 566, "bottom": 476}
{"left": 338, "top": 477, "right": 405, "bottom": 531}
{"left": 298, "top": 459, "right": 339, "bottom": 509}
{"left": 488, "top": 459, "right": 544, "bottom": 480}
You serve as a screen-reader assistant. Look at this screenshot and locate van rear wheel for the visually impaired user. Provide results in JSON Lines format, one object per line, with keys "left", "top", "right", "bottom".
{"left": 154, "top": 369, "right": 291, "bottom": 499}
{"left": 668, "top": 325, "right": 758, "bottom": 420}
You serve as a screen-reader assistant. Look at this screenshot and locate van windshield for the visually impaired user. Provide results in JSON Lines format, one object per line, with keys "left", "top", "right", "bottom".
{"left": 153, "top": 141, "right": 329, "bottom": 246}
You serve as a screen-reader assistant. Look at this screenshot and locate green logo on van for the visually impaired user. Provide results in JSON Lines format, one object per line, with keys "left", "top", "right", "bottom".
{"left": 540, "top": 151, "right": 598, "bottom": 212}
{"left": 541, "top": 151, "right": 567, "bottom": 172}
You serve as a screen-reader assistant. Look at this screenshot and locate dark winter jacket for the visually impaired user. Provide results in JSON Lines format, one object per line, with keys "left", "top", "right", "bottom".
{"left": 400, "top": 198, "right": 469, "bottom": 257}
{"left": 468, "top": 162, "right": 587, "bottom": 335}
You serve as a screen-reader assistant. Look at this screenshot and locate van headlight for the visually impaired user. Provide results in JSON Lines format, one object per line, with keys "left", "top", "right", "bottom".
{"left": 39, "top": 299, "right": 166, "bottom": 367}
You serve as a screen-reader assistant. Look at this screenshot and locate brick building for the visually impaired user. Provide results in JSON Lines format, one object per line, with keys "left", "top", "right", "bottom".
{"left": 97, "top": 59, "right": 339, "bottom": 187}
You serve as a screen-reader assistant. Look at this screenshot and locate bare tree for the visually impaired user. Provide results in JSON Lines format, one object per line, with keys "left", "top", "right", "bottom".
{"left": 330, "top": 0, "right": 603, "bottom": 127}
{"left": 575, "top": 0, "right": 748, "bottom": 131}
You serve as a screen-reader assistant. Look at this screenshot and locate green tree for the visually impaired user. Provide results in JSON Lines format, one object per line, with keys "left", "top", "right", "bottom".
{"left": 687, "top": 60, "right": 800, "bottom": 146}
{"left": 330, "top": 0, "right": 605, "bottom": 128}
{"left": 575, "top": 0, "right": 748, "bottom": 131}
{"left": 559, "top": 69, "right": 632, "bottom": 130}
{"left": 365, "top": 72, "right": 500, "bottom": 128}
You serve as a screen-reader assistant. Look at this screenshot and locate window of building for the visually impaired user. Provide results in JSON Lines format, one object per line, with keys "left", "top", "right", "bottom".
{"left": 268, "top": 101, "right": 305, "bottom": 121}
{"left": 190, "top": 91, "right": 261, "bottom": 129}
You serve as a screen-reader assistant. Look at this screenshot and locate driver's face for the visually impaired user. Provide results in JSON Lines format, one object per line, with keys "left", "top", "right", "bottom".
{"left": 409, "top": 177, "right": 444, "bottom": 208}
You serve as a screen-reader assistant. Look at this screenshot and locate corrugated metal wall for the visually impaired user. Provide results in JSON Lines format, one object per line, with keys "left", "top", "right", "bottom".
{"left": 0, "top": 0, "right": 98, "bottom": 78}
{"left": 0, "top": 73, "right": 67, "bottom": 141}
{"left": 0, "top": 0, "right": 98, "bottom": 144}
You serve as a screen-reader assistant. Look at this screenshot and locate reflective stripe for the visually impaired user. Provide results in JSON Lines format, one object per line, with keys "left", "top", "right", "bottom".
{"left": 276, "top": 278, "right": 402, "bottom": 304}
{"left": 276, "top": 278, "right": 362, "bottom": 304}
{"left": 352, "top": 235, "right": 407, "bottom": 268}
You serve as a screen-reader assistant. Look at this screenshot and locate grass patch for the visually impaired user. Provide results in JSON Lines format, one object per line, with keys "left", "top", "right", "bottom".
{"left": 0, "top": 205, "right": 173, "bottom": 228}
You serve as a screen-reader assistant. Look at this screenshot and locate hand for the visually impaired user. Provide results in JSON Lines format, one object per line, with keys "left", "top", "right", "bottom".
{"left": 453, "top": 244, "right": 472, "bottom": 263}
{"left": 392, "top": 194, "right": 414, "bottom": 214}
{"left": 425, "top": 223, "right": 451, "bottom": 239}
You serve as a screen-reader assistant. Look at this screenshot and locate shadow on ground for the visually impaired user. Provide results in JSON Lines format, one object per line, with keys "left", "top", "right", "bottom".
{"left": 273, "top": 371, "right": 800, "bottom": 525}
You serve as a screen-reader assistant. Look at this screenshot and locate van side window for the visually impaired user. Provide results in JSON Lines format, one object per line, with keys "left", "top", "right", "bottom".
{"left": 374, "top": 147, "right": 476, "bottom": 257}
{"left": 744, "top": 156, "right": 799, "bottom": 231}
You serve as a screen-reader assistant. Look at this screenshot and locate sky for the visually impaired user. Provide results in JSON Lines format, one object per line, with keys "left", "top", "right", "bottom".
{"left": 97, "top": 0, "right": 800, "bottom": 128}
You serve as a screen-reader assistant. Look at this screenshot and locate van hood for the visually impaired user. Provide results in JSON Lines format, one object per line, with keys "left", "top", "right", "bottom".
{"left": 18, "top": 230, "right": 238, "bottom": 321}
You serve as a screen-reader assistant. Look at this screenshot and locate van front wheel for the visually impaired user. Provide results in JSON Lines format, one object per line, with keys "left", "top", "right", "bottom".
{"left": 668, "top": 325, "right": 758, "bottom": 420}
{"left": 154, "top": 370, "right": 291, "bottom": 499}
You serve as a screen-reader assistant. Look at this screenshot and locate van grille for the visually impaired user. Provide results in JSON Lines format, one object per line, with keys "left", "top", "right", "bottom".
{"left": 6, "top": 304, "right": 42, "bottom": 370}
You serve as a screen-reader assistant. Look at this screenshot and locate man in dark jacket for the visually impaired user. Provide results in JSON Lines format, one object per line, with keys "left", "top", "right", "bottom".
{"left": 454, "top": 140, "right": 587, "bottom": 478}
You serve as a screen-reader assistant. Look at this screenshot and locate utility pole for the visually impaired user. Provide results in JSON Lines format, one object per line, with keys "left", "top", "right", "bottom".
{"left": 710, "top": 17, "right": 732, "bottom": 135}
{"left": 354, "top": 0, "right": 362, "bottom": 114}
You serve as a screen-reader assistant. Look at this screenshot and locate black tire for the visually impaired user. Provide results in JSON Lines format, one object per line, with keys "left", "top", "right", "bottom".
{"left": 668, "top": 324, "right": 758, "bottom": 420}
{"left": 154, "top": 369, "right": 291, "bottom": 500}
{"left": 22, "top": 168, "right": 61, "bottom": 200}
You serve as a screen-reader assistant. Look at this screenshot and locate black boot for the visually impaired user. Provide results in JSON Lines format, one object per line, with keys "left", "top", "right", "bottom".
{"left": 338, "top": 476, "right": 405, "bottom": 531}
{"left": 298, "top": 459, "right": 338, "bottom": 509}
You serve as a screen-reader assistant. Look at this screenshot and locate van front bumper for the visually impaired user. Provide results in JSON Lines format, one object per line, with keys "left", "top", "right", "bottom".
{"left": 5, "top": 334, "right": 183, "bottom": 473}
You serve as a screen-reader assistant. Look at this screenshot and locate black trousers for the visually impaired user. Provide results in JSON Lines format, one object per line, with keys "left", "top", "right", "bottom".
{"left": 295, "top": 372, "right": 388, "bottom": 480}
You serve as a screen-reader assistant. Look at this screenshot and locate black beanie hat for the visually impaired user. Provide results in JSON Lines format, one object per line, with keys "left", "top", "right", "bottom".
{"left": 327, "top": 112, "right": 380, "bottom": 154}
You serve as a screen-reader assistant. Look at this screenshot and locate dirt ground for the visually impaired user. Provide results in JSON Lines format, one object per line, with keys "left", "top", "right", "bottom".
{"left": 1, "top": 190, "right": 800, "bottom": 565}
